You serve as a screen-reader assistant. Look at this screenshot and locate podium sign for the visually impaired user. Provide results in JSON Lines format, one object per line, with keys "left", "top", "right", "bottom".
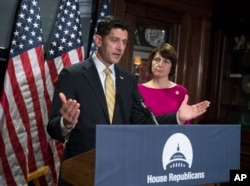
{"left": 95, "top": 125, "right": 240, "bottom": 186}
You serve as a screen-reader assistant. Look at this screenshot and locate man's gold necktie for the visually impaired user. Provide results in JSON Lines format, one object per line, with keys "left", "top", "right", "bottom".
{"left": 104, "top": 68, "right": 115, "bottom": 124}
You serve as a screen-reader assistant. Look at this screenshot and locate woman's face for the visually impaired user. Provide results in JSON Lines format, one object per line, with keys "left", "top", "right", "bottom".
{"left": 151, "top": 52, "right": 172, "bottom": 78}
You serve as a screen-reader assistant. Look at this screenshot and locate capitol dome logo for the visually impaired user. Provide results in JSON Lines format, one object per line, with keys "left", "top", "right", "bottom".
{"left": 162, "top": 133, "right": 193, "bottom": 170}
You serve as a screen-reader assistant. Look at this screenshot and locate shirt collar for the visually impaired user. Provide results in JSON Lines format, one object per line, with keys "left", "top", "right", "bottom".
{"left": 92, "top": 52, "right": 115, "bottom": 75}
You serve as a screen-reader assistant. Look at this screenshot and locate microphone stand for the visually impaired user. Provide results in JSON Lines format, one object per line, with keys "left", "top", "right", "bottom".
{"left": 144, "top": 107, "right": 159, "bottom": 125}
{"left": 132, "top": 90, "right": 159, "bottom": 125}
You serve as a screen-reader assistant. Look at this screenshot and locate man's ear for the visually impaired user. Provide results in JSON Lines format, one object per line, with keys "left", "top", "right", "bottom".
{"left": 94, "top": 35, "right": 102, "bottom": 47}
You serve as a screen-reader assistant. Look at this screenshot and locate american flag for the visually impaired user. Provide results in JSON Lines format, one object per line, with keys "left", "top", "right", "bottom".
{"left": 44, "top": 0, "right": 84, "bottom": 184}
{"left": 89, "top": 0, "right": 110, "bottom": 56}
{"left": 45, "top": 0, "right": 84, "bottom": 93}
{"left": 0, "top": 0, "right": 61, "bottom": 185}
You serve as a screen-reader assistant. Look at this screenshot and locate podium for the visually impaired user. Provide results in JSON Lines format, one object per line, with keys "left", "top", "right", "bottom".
{"left": 61, "top": 149, "right": 95, "bottom": 186}
{"left": 61, "top": 125, "right": 240, "bottom": 186}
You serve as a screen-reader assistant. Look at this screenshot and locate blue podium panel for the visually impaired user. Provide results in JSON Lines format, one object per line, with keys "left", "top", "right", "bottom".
{"left": 95, "top": 125, "right": 241, "bottom": 186}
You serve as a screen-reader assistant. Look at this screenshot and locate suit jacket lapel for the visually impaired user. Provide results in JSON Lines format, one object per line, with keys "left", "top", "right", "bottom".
{"left": 82, "top": 59, "right": 110, "bottom": 122}
{"left": 113, "top": 65, "right": 126, "bottom": 124}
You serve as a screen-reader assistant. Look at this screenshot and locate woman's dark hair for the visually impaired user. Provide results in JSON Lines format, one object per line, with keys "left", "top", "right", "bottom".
{"left": 96, "top": 15, "right": 130, "bottom": 37}
{"left": 148, "top": 43, "right": 177, "bottom": 79}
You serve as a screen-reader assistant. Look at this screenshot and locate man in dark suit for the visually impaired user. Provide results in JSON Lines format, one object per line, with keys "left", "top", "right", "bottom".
{"left": 47, "top": 15, "right": 210, "bottom": 185}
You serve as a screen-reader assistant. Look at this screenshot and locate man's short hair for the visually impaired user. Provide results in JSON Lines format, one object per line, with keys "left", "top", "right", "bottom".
{"left": 96, "top": 15, "right": 130, "bottom": 37}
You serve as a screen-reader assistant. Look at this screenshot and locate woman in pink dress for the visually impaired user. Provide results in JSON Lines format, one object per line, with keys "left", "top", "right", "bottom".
{"left": 138, "top": 43, "right": 190, "bottom": 124}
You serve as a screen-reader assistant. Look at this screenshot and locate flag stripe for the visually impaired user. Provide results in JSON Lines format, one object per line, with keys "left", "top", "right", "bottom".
{"left": 45, "top": 46, "right": 84, "bottom": 92}
{"left": 0, "top": 72, "right": 28, "bottom": 184}
{"left": 0, "top": 133, "right": 15, "bottom": 185}
{"left": 9, "top": 54, "right": 35, "bottom": 170}
{"left": 46, "top": 61, "right": 59, "bottom": 87}
{"left": 0, "top": 100, "right": 25, "bottom": 185}
{"left": 18, "top": 50, "right": 42, "bottom": 172}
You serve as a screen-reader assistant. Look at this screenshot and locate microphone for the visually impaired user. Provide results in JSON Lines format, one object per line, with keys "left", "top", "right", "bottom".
{"left": 132, "top": 90, "right": 159, "bottom": 125}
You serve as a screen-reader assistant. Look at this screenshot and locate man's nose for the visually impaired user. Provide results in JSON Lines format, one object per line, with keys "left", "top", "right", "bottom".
{"left": 117, "top": 42, "right": 125, "bottom": 50}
